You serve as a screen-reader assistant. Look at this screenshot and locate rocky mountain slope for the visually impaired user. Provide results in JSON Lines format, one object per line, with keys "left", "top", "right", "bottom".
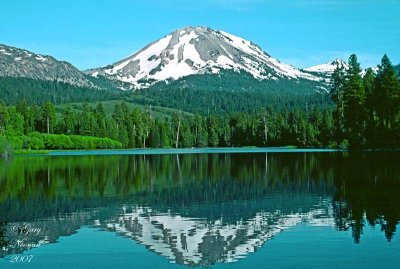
{"left": 0, "top": 44, "right": 96, "bottom": 88}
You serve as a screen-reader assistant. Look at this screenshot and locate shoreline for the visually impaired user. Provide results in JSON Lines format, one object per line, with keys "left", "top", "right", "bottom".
{"left": 13, "top": 147, "right": 342, "bottom": 156}
{"left": 9, "top": 147, "right": 400, "bottom": 157}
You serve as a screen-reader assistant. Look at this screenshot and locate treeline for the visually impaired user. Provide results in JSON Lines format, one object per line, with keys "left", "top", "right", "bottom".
{"left": 0, "top": 100, "right": 336, "bottom": 151}
{"left": 128, "top": 87, "right": 332, "bottom": 115}
{"left": 332, "top": 54, "right": 400, "bottom": 147}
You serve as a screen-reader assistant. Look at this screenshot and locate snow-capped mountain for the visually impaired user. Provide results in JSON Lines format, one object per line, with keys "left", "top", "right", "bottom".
{"left": 0, "top": 44, "right": 96, "bottom": 88}
{"left": 304, "top": 59, "right": 349, "bottom": 75}
{"left": 86, "top": 26, "right": 322, "bottom": 88}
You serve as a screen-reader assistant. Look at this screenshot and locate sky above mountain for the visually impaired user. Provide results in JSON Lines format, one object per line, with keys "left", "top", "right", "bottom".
{"left": 1, "top": 0, "right": 399, "bottom": 70}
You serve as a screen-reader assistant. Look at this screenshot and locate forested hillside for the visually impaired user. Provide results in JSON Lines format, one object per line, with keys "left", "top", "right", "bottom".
{"left": 1, "top": 55, "right": 399, "bottom": 154}
{"left": 128, "top": 70, "right": 332, "bottom": 114}
{"left": 0, "top": 77, "right": 123, "bottom": 105}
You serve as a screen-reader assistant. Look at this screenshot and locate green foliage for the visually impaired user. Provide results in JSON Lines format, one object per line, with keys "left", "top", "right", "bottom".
{"left": 0, "top": 98, "right": 340, "bottom": 151}
{"left": 40, "top": 102, "right": 57, "bottom": 133}
{"left": 67, "top": 135, "right": 122, "bottom": 149}
{"left": 343, "top": 55, "right": 366, "bottom": 146}
{"left": 331, "top": 54, "right": 400, "bottom": 148}
{"left": 43, "top": 134, "right": 74, "bottom": 149}
{"left": 7, "top": 136, "right": 25, "bottom": 150}
{"left": 27, "top": 132, "right": 45, "bottom": 150}
{"left": 0, "top": 135, "right": 11, "bottom": 156}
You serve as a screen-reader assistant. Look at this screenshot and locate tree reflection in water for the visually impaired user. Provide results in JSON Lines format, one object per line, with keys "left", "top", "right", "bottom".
{"left": 0, "top": 151, "right": 399, "bottom": 262}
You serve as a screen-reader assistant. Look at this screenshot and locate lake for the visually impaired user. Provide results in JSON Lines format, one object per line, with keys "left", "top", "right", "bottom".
{"left": 0, "top": 150, "right": 399, "bottom": 268}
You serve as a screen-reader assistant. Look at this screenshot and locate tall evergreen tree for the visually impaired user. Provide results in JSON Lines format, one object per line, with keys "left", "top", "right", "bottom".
{"left": 374, "top": 55, "right": 400, "bottom": 131}
{"left": 62, "top": 105, "right": 76, "bottom": 134}
{"left": 343, "top": 54, "right": 366, "bottom": 146}
{"left": 94, "top": 103, "right": 107, "bottom": 137}
{"left": 207, "top": 115, "right": 220, "bottom": 147}
{"left": 79, "top": 103, "right": 93, "bottom": 136}
{"left": 363, "top": 68, "right": 377, "bottom": 143}
{"left": 16, "top": 101, "right": 32, "bottom": 134}
{"left": 41, "top": 102, "right": 57, "bottom": 134}
{"left": 159, "top": 120, "right": 171, "bottom": 148}
{"left": 130, "top": 108, "right": 143, "bottom": 148}
{"left": 331, "top": 62, "right": 347, "bottom": 142}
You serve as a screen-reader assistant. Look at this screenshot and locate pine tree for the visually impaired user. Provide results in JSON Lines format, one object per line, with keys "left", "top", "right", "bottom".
{"left": 93, "top": 103, "right": 106, "bottom": 137}
{"left": 331, "top": 62, "right": 347, "bottom": 142}
{"left": 343, "top": 54, "right": 366, "bottom": 146}
{"left": 193, "top": 114, "right": 208, "bottom": 147}
{"left": 363, "top": 68, "right": 377, "bottom": 143}
{"left": 16, "top": 101, "right": 32, "bottom": 134}
{"left": 131, "top": 108, "right": 144, "bottom": 148}
{"left": 180, "top": 118, "right": 194, "bottom": 148}
{"left": 41, "top": 102, "right": 57, "bottom": 134}
{"left": 159, "top": 119, "right": 171, "bottom": 148}
{"left": 62, "top": 105, "right": 76, "bottom": 134}
{"left": 374, "top": 55, "right": 400, "bottom": 131}
{"left": 112, "top": 103, "right": 125, "bottom": 131}
{"left": 149, "top": 120, "right": 161, "bottom": 148}
{"left": 320, "top": 109, "right": 335, "bottom": 147}
{"left": 106, "top": 119, "right": 119, "bottom": 142}
{"left": 79, "top": 103, "right": 93, "bottom": 136}
{"left": 207, "top": 115, "right": 219, "bottom": 147}
{"left": 118, "top": 125, "right": 129, "bottom": 148}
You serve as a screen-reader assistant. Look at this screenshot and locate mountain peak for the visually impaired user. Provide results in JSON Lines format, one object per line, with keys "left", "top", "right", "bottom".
{"left": 175, "top": 25, "right": 210, "bottom": 32}
{"left": 304, "top": 58, "right": 348, "bottom": 74}
{"left": 86, "top": 26, "right": 320, "bottom": 89}
{"left": 330, "top": 58, "right": 347, "bottom": 66}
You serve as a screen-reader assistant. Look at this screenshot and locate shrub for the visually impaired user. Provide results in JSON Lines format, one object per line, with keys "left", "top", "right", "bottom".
{"left": 27, "top": 132, "right": 45, "bottom": 150}
{"left": 43, "top": 134, "right": 74, "bottom": 150}
{"left": 7, "top": 136, "right": 25, "bottom": 150}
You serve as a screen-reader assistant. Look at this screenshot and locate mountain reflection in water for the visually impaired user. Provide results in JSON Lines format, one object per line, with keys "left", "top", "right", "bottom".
{"left": 0, "top": 152, "right": 399, "bottom": 266}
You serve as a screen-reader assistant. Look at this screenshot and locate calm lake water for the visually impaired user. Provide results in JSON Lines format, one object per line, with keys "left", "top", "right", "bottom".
{"left": 0, "top": 150, "right": 399, "bottom": 268}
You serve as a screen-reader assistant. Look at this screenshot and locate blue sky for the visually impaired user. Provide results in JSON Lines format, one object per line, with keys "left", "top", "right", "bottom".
{"left": 1, "top": 0, "right": 399, "bottom": 70}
